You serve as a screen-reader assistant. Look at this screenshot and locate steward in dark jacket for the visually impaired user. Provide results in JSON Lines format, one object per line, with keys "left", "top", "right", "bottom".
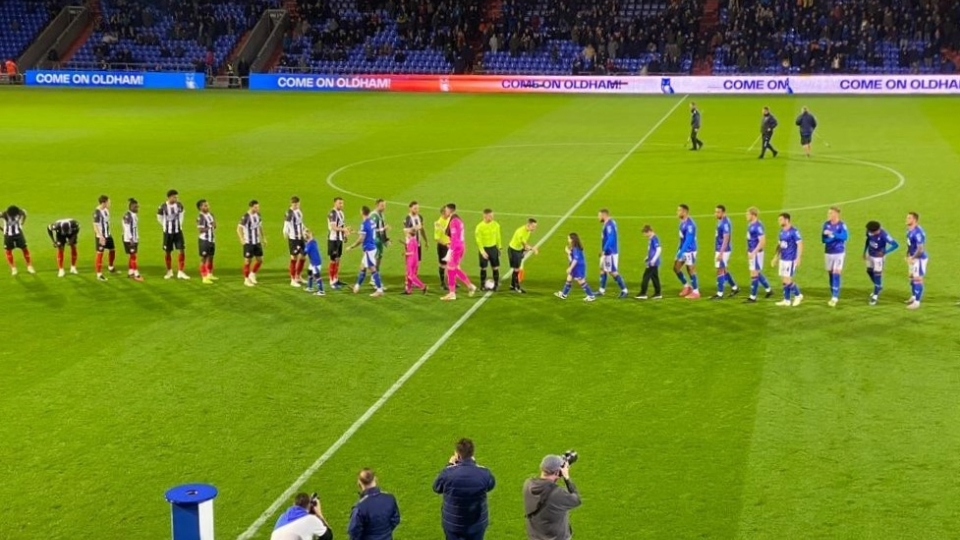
{"left": 348, "top": 469, "right": 401, "bottom": 540}
{"left": 433, "top": 438, "right": 496, "bottom": 540}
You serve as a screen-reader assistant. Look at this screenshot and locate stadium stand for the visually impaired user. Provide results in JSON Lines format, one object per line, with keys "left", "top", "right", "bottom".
{"left": 278, "top": 0, "right": 700, "bottom": 75}
{"left": 710, "top": 0, "right": 960, "bottom": 75}
{"left": 68, "top": 0, "right": 278, "bottom": 73}
{"left": 0, "top": 0, "right": 65, "bottom": 65}
{"left": 278, "top": 0, "right": 479, "bottom": 75}
{"left": 5, "top": 0, "right": 958, "bottom": 76}
{"left": 482, "top": 0, "right": 700, "bottom": 75}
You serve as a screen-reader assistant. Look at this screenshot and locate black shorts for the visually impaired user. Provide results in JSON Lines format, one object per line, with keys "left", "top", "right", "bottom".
{"left": 508, "top": 247, "right": 524, "bottom": 269}
{"left": 163, "top": 232, "right": 186, "bottom": 252}
{"left": 53, "top": 233, "right": 77, "bottom": 248}
{"left": 800, "top": 133, "right": 812, "bottom": 145}
{"left": 243, "top": 243, "right": 264, "bottom": 259}
{"left": 4, "top": 233, "right": 26, "bottom": 251}
{"left": 437, "top": 243, "right": 449, "bottom": 265}
{"left": 199, "top": 240, "right": 216, "bottom": 258}
{"left": 327, "top": 239, "right": 343, "bottom": 261}
{"left": 95, "top": 236, "right": 116, "bottom": 252}
{"left": 123, "top": 242, "right": 139, "bottom": 255}
{"left": 479, "top": 247, "right": 500, "bottom": 268}
{"left": 288, "top": 239, "right": 305, "bottom": 257}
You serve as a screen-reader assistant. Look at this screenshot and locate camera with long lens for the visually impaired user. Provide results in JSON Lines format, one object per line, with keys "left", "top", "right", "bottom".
{"left": 562, "top": 450, "right": 578, "bottom": 467}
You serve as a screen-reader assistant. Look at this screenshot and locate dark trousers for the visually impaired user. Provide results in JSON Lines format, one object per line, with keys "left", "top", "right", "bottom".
{"left": 641, "top": 266, "right": 661, "bottom": 296}
{"left": 690, "top": 127, "right": 702, "bottom": 149}
{"left": 760, "top": 133, "right": 777, "bottom": 156}
{"left": 445, "top": 529, "right": 485, "bottom": 540}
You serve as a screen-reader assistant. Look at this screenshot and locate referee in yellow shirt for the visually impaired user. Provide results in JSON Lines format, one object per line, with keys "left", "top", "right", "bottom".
{"left": 434, "top": 207, "right": 451, "bottom": 290}
{"left": 508, "top": 218, "right": 539, "bottom": 293}
{"left": 475, "top": 209, "right": 502, "bottom": 291}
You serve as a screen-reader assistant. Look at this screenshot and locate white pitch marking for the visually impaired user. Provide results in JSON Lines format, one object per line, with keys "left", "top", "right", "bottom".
{"left": 237, "top": 95, "right": 689, "bottom": 540}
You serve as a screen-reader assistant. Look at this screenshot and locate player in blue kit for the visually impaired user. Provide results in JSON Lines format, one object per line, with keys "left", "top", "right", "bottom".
{"left": 711, "top": 205, "right": 740, "bottom": 300}
{"left": 821, "top": 207, "right": 849, "bottom": 307}
{"left": 772, "top": 212, "right": 804, "bottom": 307}
{"left": 303, "top": 229, "right": 326, "bottom": 296}
{"left": 675, "top": 204, "right": 700, "bottom": 299}
{"left": 904, "top": 212, "right": 928, "bottom": 310}
{"left": 863, "top": 221, "right": 899, "bottom": 306}
{"left": 347, "top": 206, "right": 385, "bottom": 297}
{"left": 555, "top": 233, "right": 596, "bottom": 302}
{"left": 744, "top": 207, "right": 774, "bottom": 302}
{"left": 597, "top": 209, "right": 628, "bottom": 298}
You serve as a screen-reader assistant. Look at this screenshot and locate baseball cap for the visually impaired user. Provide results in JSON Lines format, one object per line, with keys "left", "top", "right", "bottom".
{"left": 540, "top": 455, "right": 564, "bottom": 474}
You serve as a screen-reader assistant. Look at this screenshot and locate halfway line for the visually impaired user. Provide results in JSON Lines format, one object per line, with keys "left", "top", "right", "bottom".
{"left": 236, "top": 94, "right": 688, "bottom": 540}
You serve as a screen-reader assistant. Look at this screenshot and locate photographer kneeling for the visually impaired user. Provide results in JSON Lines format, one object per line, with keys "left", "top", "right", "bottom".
{"left": 271, "top": 492, "right": 334, "bottom": 540}
{"left": 523, "top": 455, "right": 582, "bottom": 540}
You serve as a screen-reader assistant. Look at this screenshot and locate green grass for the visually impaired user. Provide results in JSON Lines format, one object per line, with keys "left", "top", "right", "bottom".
{"left": 1, "top": 88, "right": 960, "bottom": 539}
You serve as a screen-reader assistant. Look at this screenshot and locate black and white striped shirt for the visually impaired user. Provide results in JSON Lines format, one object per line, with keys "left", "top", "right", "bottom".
{"left": 327, "top": 209, "right": 345, "bottom": 241}
{"left": 93, "top": 207, "right": 111, "bottom": 239}
{"left": 122, "top": 211, "right": 139, "bottom": 243}
{"left": 197, "top": 213, "right": 216, "bottom": 243}
{"left": 239, "top": 212, "right": 262, "bottom": 244}
{"left": 157, "top": 202, "right": 185, "bottom": 234}
{"left": 284, "top": 208, "right": 305, "bottom": 240}
{"left": 2, "top": 210, "right": 26, "bottom": 236}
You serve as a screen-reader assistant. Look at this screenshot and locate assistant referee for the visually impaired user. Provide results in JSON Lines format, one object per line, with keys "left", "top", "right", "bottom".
{"left": 508, "top": 218, "right": 539, "bottom": 293}
{"left": 475, "top": 209, "right": 502, "bottom": 290}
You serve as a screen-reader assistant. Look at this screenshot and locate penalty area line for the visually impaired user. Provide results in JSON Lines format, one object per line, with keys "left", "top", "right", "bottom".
{"left": 235, "top": 93, "right": 688, "bottom": 540}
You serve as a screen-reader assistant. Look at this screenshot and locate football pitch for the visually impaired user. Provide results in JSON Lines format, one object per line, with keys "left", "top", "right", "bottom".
{"left": 2, "top": 88, "right": 960, "bottom": 539}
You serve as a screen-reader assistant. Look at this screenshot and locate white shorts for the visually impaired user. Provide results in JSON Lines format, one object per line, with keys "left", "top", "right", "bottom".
{"left": 714, "top": 251, "right": 731, "bottom": 269}
{"left": 866, "top": 256, "right": 884, "bottom": 273}
{"left": 308, "top": 264, "right": 322, "bottom": 276}
{"left": 748, "top": 251, "right": 764, "bottom": 272}
{"left": 600, "top": 254, "right": 619, "bottom": 273}
{"left": 909, "top": 258, "right": 928, "bottom": 278}
{"left": 362, "top": 249, "right": 378, "bottom": 269}
{"left": 677, "top": 251, "right": 696, "bottom": 266}
{"left": 779, "top": 260, "right": 797, "bottom": 278}
{"left": 824, "top": 253, "right": 845, "bottom": 273}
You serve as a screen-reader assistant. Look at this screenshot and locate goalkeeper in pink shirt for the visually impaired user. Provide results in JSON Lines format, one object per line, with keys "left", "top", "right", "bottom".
{"left": 441, "top": 203, "right": 477, "bottom": 301}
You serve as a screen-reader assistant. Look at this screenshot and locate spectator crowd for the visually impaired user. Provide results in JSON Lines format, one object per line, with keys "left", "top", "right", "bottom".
{"left": 485, "top": 0, "right": 702, "bottom": 74}
{"left": 85, "top": 0, "right": 275, "bottom": 73}
{"left": 712, "top": 0, "right": 960, "bottom": 74}
{"left": 279, "top": 0, "right": 482, "bottom": 73}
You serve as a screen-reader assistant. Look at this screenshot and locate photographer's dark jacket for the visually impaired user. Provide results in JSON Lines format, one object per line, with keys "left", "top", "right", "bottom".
{"left": 433, "top": 458, "right": 497, "bottom": 534}
{"left": 523, "top": 478, "right": 582, "bottom": 540}
{"left": 348, "top": 487, "right": 401, "bottom": 540}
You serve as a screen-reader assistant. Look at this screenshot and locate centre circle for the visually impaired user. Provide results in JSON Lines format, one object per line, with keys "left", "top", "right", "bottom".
{"left": 324, "top": 143, "right": 906, "bottom": 220}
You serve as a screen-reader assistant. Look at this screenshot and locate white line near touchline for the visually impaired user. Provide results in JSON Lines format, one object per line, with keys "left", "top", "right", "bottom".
{"left": 235, "top": 94, "right": 688, "bottom": 540}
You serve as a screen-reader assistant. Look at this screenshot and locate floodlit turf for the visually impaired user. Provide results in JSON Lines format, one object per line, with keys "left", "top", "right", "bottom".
{"left": 1, "top": 87, "right": 960, "bottom": 539}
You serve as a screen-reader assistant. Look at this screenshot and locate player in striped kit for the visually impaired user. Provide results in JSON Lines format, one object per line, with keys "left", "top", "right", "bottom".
{"left": 238, "top": 200, "right": 265, "bottom": 287}
{"left": 47, "top": 218, "right": 80, "bottom": 277}
{"left": 327, "top": 197, "right": 349, "bottom": 289}
{"left": 284, "top": 196, "right": 307, "bottom": 287}
{"left": 2, "top": 205, "right": 34, "bottom": 276}
{"left": 157, "top": 189, "right": 190, "bottom": 280}
{"left": 197, "top": 199, "right": 217, "bottom": 284}
{"left": 122, "top": 198, "right": 143, "bottom": 281}
{"left": 93, "top": 195, "right": 116, "bottom": 281}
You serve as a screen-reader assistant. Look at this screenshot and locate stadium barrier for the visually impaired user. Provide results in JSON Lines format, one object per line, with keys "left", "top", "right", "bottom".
{"left": 25, "top": 70, "right": 206, "bottom": 90}
{"left": 249, "top": 73, "right": 960, "bottom": 95}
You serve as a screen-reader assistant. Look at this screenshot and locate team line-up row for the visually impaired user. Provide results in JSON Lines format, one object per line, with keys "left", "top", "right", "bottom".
{"left": 0, "top": 192, "right": 932, "bottom": 308}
